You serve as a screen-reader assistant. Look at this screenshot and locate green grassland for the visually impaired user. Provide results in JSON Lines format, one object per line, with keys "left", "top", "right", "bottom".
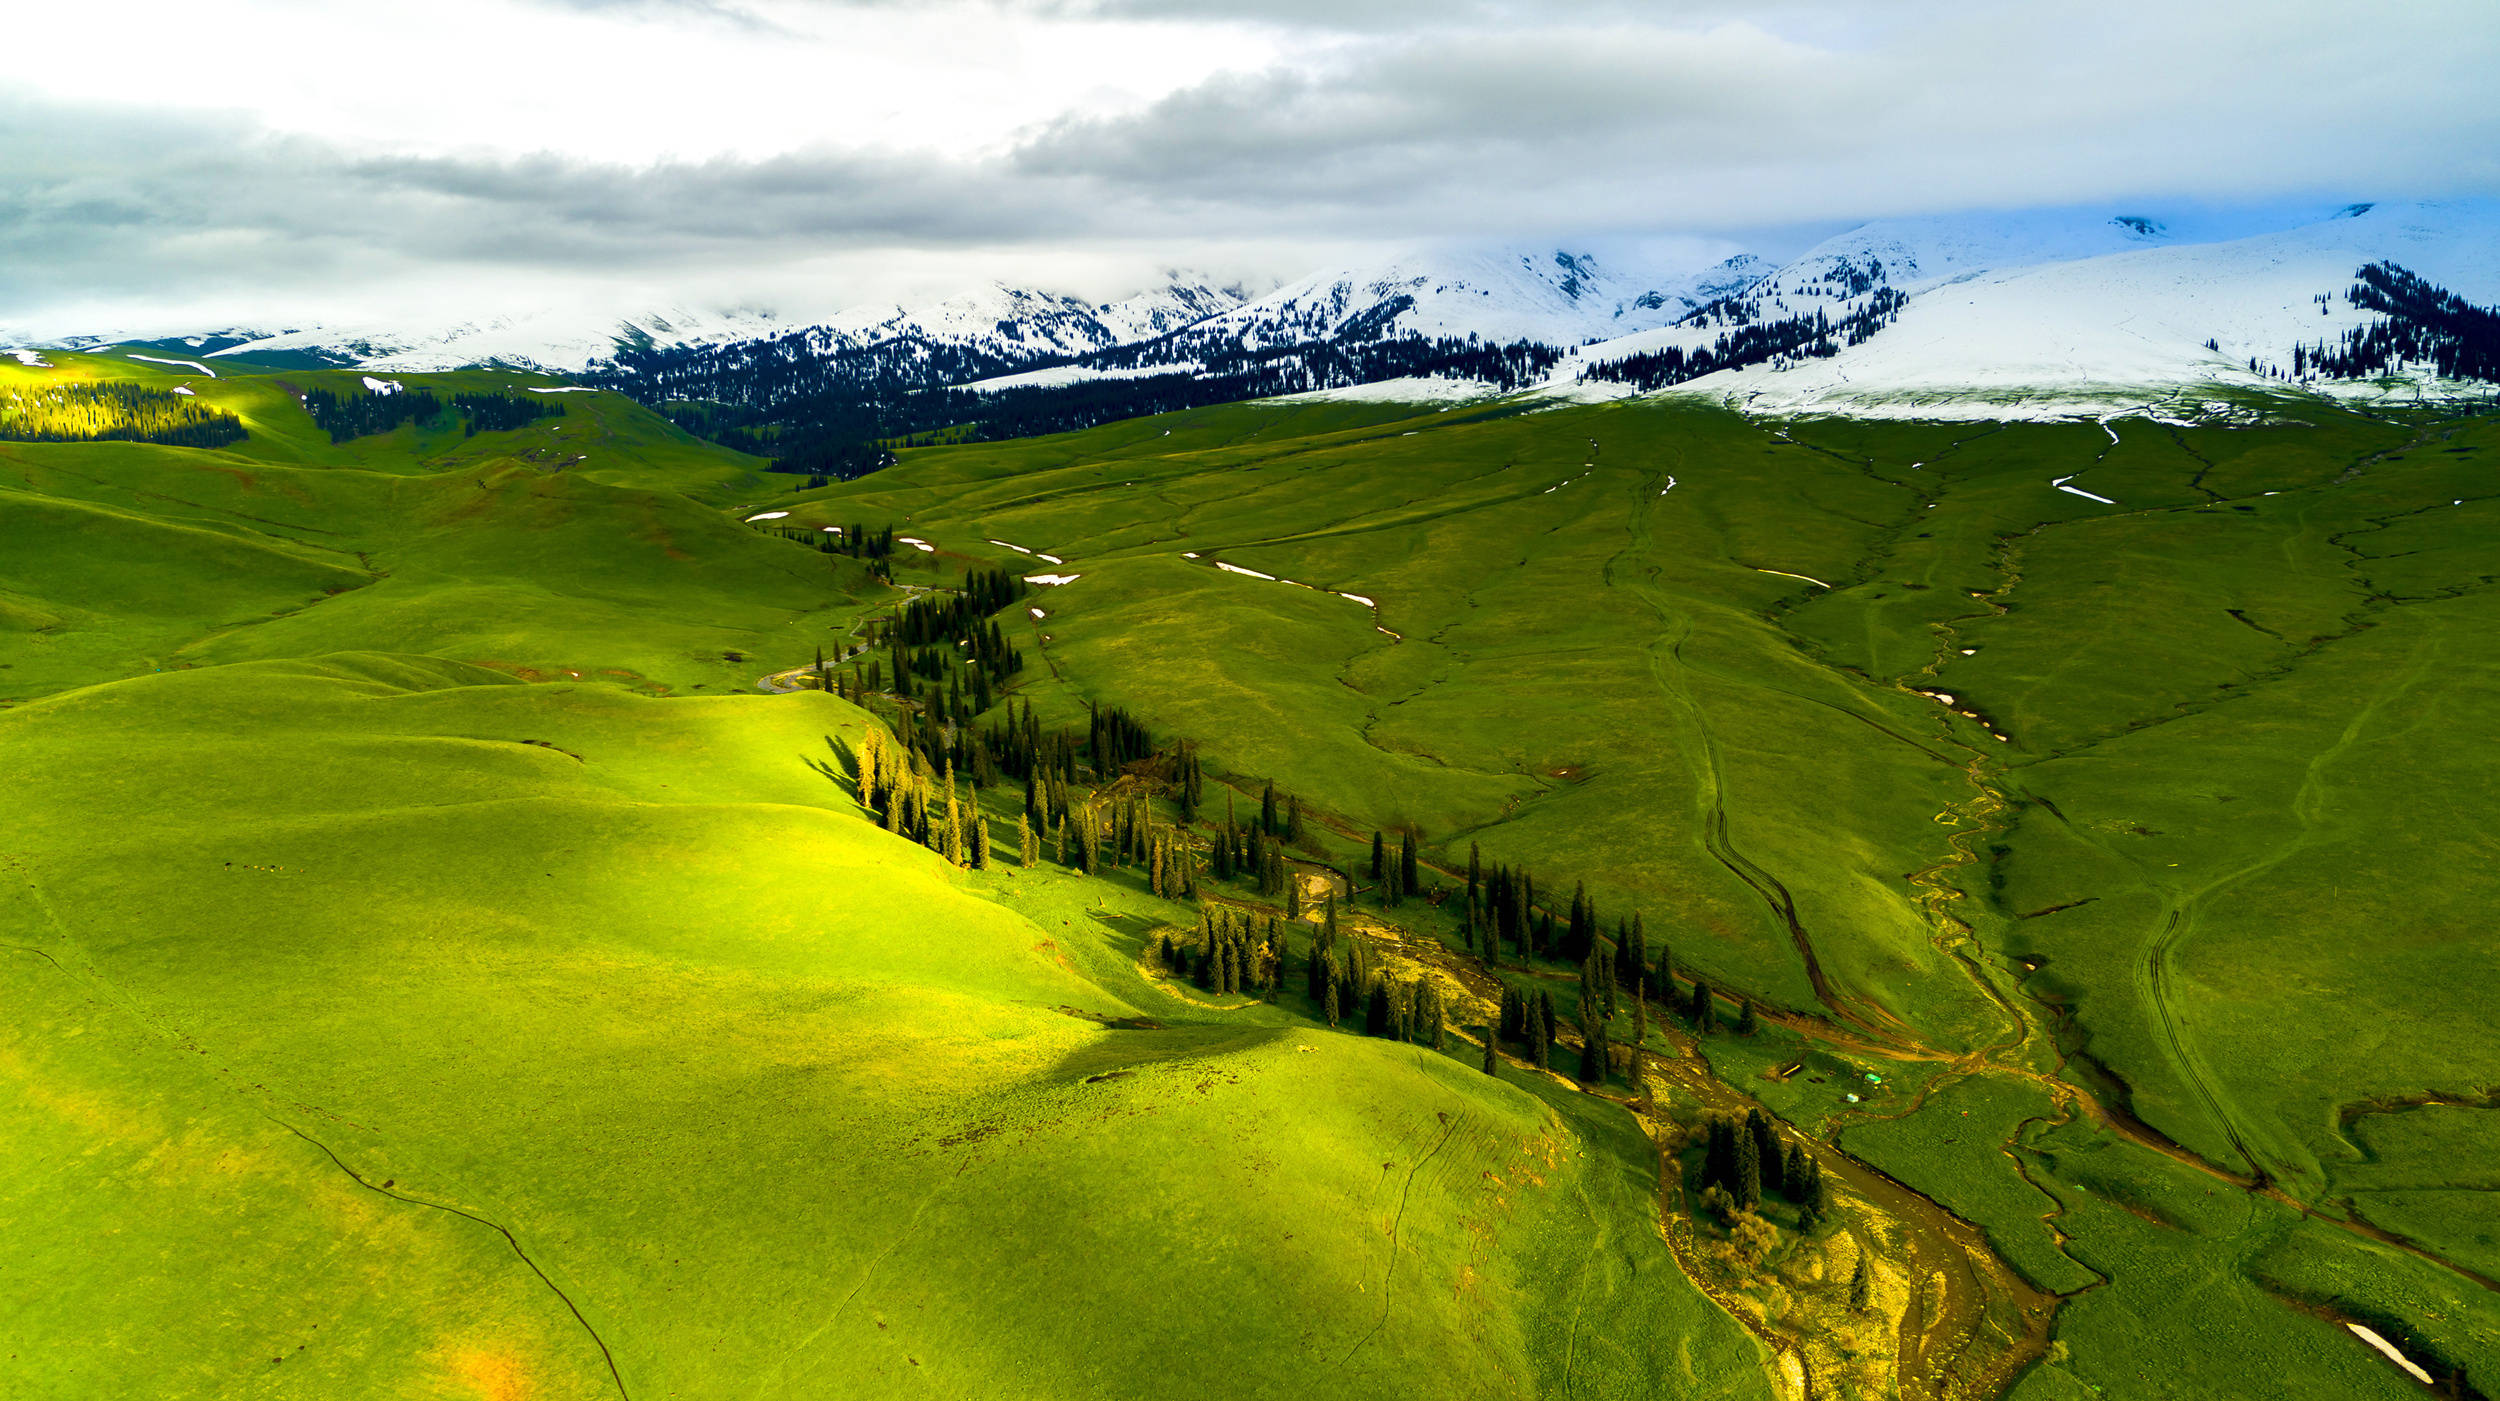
{"left": 3, "top": 352, "right": 2496, "bottom": 1398}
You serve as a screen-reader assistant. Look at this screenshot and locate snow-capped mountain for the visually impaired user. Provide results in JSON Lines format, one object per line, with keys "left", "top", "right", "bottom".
{"left": 37, "top": 305, "right": 795, "bottom": 375}
{"left": 15, "top": 204, "right": 2497, "bottom": 428}
{"left": 794, "top": 276, "right": 1247, "bottom": 363}
{"left": 1591, "top": 200, "right": 2500, "bottom": 419}
{"left": 1180, "top": 246, "right": 1768, "bottom": 350}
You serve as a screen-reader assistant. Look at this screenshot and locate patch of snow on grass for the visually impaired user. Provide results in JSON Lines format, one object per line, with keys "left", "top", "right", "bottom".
{"left": 8, "top": 349, "right": 51, "bottom": 368}
{"left": 1266, "top": 375, "right": 1503, "bottom": 406}
{"left": 1754, "top": 567, "right": 1832, "bottom": 588}
{"left": 172, "top": 386, "right": 195, "bottom": 396}
{"left": 988, "top": 540, "right": 1034, "bottom": 554}
{"left": 1026, "top": 573, "right": 1081, "bottom": 586}
{"left": 1036, "top": 552, "right": 1064, "bottom": 565}
{"left": 362, "top": 376, "right": 403, "bottom": 395}
{"left": 1029, "top": 607, "right": 1047, "bottom": 620}
{"left": 1339, "top": 592, "right": 1376, "bottom": 608}
{"left": 1215, "top": 561, "right": 1278, "bottom": 581}
{"left": 2057, "top": 484, "right": 2118, "bottom": 504}
{"left": 898, "top": 537, "right": 936, "bottom": 552}
{"left": 2347, "top": 1325, "right": 2434, "bottom": 1386}
{"left": 745, "top": 511, "right": 790, "bottom": 522}
{"left": 127, "top": 353, "right": 216, "bottom": 377}
{"left": 526, "top": 386, "right": 597, "bottom": 394}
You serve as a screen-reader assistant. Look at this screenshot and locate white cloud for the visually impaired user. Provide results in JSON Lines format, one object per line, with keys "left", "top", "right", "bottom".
{"left": 2, "top": 0, "right": 2496, "bottom": 334}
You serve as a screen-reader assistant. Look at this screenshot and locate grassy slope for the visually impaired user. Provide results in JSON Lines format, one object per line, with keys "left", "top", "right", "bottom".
{"left": 7, "top": 349, "right": 2498, "bottom": 1396}
{"left": 0, "top": 366, "right": 1767, "bottom": 1399}
{"left": 0, "top": 354, "right": 865, "bottom": 701}
{"left": 798, "top": 392, "right": 2500, "bottom": 1393}
{"left": 0, "top": 655, "right": 1765, "bottom": 1399}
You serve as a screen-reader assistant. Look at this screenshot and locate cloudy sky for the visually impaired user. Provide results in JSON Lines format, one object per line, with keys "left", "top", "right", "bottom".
{"left": 5, "top": 0, "right": 2496, "bottom": 334}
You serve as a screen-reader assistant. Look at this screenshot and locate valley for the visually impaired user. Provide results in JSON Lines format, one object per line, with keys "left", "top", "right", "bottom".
{"left": 4, "top": 343, "right": 2496, "bottom": 1398}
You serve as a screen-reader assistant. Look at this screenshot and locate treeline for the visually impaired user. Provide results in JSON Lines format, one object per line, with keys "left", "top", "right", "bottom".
{"left": 302, "top": 385, "right": 567, "bottom": 443}
{"left": 2294, "top": 261, "right": 2500, "bottom": 384}
{"left": 454, "top": 392, "right": 561, "bottom": 435}
{"left": 1580, "top": 289, "right": 1909, "bottom": 392}
{"left": 0, "top": 382, "right": 247, "bottom": 448}
{"left": 586, "top": 328, "right": 1565, "bottom": 473}
{"left": 304, "top": 386, "right": 442, "bottom": 442}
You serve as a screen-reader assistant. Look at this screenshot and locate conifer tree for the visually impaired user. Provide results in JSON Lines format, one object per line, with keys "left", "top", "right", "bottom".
{"left": 1285, "top": 797, "right": 1303, "bottom": 844}
{"left": 1629, "top": 985, "right": 1648, "bottom": 1100}
{"left": 1482, "top": 1030, "right": 1500, "bottom": 1077}
{"left": 1577, "top": 1015, "right": 1609, "bottom": 1086}
{"left": 1366, "top": 983, "right": 1391, "bottom": 1037}
{"left": 1746, "top": 1109, "right": 1783, "bottom": 1199}
{"left": 1467, "top": 841, "right": 1481, "bottom": 905}
{"left": 1849, "top": 1253, "right": 1871, "bottom": 1312}
{"left": 1704, "top": 1116, "right": 1735, "bottom": 1192}
{"left": 1689, "top": 979, "right": 1716, "bottom": 1033}
{"left": 1736, "top": 999, "right": 1760, "bottom": 1036}
{"left": 1735, "top": 1123, "right": 1762, "bottom": 1207}
{"left": 1261, "top": 782, "right": 1279, "bottom": 837}
{"left": 1323, "top": 976, "right": 1342, "bottom": 1029}
{"left": 1399, "top": 831, "right": 1419, "bottom": 899}
{"left": 1370, "top": 831, "right": 1386, "bottom": 883}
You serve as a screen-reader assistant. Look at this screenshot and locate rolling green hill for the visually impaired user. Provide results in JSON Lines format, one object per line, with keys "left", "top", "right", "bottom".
{"left": 3, "top": 356, "right": 2493, "bottom": 1399}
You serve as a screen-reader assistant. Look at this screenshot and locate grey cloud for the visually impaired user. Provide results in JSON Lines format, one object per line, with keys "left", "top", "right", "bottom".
{"left": 5, "top": 0, "right": 2499, "bottom": 330}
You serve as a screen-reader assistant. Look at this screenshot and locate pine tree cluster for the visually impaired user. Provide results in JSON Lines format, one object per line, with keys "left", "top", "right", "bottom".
{"left": 1, "top": 381, "right": 248, "bottom": 448}
{"left": 451, "top": 392, "right": 562, "bottom": 436}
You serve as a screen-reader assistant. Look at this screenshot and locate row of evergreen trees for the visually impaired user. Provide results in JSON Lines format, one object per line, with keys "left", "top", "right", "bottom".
{"left": 853, "top": 727, "right": 992, "bottom": 867}
{"left": 299, "top": 385, "right": 566, "bottom": 443}
{"left": 592, "top": 323, "right": 1572, "bottom": 471}
{"left": 1160, "top": 907, "right": 1285, "bottom": 996}
{"left": 452, "top": 392, "right": 560, "bottom": 435}
{"left": 2297, "top": 261, "right": 2500, "bottom": 383}
{"left": 1, "top": 382, "right": 247, "bottom": 447}
{"left": 303, "top": 385, "right": 441, "bottom": 442}
{"left": 847, "top": 680, "right": 1845, "bottom": 1260}
{"left": 1579, "top": 289, "right": 1908, "bottom": 392}
{"left": 1298, "top": 896, "right": 1448, "bottom": 1046}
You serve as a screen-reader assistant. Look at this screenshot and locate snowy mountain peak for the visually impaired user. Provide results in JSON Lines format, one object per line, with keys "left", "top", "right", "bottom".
{"left": 1189, "top": 244, "right": 1762, "bottom": 350}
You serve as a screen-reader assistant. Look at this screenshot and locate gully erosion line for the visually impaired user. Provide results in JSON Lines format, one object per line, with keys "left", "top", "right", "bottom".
{"left": 274, "top": 1121, "right": 632, "bottom": 1401}
{"left": 1340, "top": 1113, "right": 1462, "bottom": 1364}
{"left": 2144, "top": 907, "right": 2265, "bottom": 1184}
{"left": 1615, "top": 469, "right": 1888, "bottom": 1040}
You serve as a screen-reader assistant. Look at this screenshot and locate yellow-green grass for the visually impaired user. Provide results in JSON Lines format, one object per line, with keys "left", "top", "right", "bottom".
{"left": 9, "top": 351, "right": 2500, "bottom": 1399}
{"left": 796, "top": 393, "right": 2500, "bottom": 1387}
{"left": 0, "top": 371, "right": 869, "bottom": 702}
{"left": 0, "top": 655, "right": 1769, "bottom": 1399}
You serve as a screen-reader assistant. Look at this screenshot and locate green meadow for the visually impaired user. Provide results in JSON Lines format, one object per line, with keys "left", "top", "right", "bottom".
{"left": 4, "top": 349, "right": 2495, "bottom": 1398}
